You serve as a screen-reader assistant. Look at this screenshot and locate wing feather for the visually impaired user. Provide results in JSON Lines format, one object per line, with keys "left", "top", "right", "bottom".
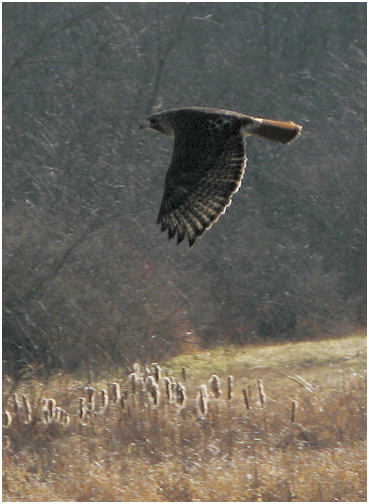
{"left": 157, "top": 134, "right": 247, "bottom": 247}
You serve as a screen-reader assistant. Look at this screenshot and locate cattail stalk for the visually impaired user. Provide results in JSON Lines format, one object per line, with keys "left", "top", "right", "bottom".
{"left": 291, "top": 400, "right": 297, "bottom": 423}
{"left": 243, "top": 388, "right": 250, "bottom": 410}
{"left": 227, "top": 375, "right": 233, "bottom": 400}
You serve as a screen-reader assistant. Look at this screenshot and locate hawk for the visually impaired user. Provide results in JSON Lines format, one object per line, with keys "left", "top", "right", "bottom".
{"left": 141, "top": 107, "right": 301, "bottom": 247}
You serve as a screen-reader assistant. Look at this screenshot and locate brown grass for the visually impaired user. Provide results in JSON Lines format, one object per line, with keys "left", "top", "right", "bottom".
{"left": 2, "top": 333, "right": 367, "bottom": 501}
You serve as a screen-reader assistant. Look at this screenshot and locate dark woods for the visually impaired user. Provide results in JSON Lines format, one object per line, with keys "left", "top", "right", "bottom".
{"left": 3, "top": 3, "right": 366, "bottom": 378}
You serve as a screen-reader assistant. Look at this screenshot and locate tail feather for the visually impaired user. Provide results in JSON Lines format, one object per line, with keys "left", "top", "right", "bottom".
{"left": 250, "top": 118, "right": 302, "bottom": 144}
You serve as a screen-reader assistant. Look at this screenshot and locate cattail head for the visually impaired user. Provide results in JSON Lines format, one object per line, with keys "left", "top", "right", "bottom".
{"left": 129, "top": 372, "right": 137, "bottom": 394}
{"left": 46, "top": 398, "right": 57, "bottom": 418}
{"left": 209, "top": 375, "right": 222, "bottom": 399}
{"left": 146, "top": 375, "right": 155, "bottom": 395}
{"left": 152, "top": 363, "right": 161, "bottom": 384}
{"left": 196, "top": 384, "right": 209, "bottom": 418}
{"left": 164, "top": 377, "right": 173, "bottom": 403}
{"left": 145, "top": 376, "right": 158, "bottom": 405}
{"left": 257, "top": 379, "right": 266, "bottom": 408}
{"left": 60, "top": 409, "right": 71, "bottom": 426}
{"left": 54, "top": 407, "right": 62, "bottom": 423}
{"left": 21, "top": 394, "right": 32, "bottom": 423}
{"left": 42, "top": 399, "right": 50, "bottom": 424}
{"left": 3, "top": 410, "right": 12, "bottom": 428}
{"left": 13, "top": 393, "right": 21, "bottom": 416}
{"left": 85, "top": 386, "right": 95, "bottom": 402}
{"left": 133, "top": 362, "right": 141, "bottom": 376}
{"left": 143, "top": 365, "right": 151, "bottom": 380}
{"left": 170, "top": 378, "right": 176, "bottom": 392}
{"left": 129, "top": 373, "right": 144, "bottom": 395}
{"left": 100, "top": 389, "right": 109, "bottom": 413}
{"left": 78, "top": 397, "right": 87, "bottom": 421}
{"left": 85, "top": 386, "right": 96, "bottom": 413}
{"left": 175, "top": 381, "right": 187, "bottom": 408}
{"left": 151, "top": 382, "right": 161, "bottom": 406}
{"left": 109, "top": 382, "right": 121, "bottom": 403}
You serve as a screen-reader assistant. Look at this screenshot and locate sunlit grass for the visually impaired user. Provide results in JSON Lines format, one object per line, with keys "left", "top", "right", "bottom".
{"left": 163, "top": 330, "right": 366, "bottom": 383}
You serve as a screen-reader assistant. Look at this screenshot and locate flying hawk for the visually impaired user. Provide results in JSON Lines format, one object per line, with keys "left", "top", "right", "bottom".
{"left": 141, "top": 106, "right": 302, "bottom": 247}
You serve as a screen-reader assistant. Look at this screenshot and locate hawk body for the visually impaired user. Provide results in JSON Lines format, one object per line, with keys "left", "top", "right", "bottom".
{"left": 141, "top": 107, "right": 301, "bottom": 247}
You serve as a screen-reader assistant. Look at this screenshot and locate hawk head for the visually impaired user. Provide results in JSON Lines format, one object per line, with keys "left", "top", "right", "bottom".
{"left": 140, "top": 111, "right": 175, "bottom": 137}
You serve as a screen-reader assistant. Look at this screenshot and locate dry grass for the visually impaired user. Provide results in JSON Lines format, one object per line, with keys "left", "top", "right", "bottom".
{"left": 2, "top": 332, "right": 367, "bottom": 501}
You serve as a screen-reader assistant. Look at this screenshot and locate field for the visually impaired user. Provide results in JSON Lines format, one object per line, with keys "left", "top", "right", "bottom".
{"left": 2, "top": 332, "right": 367, "bottom": 501}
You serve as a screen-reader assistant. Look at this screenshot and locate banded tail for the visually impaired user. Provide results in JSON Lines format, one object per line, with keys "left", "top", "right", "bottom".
{"left": 248, "top": 118, "right": 302, "bottom": 144}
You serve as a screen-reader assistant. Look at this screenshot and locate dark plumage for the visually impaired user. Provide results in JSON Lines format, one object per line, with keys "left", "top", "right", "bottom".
{"left": 141, "top": 107, "right": 302, "bottom": 247}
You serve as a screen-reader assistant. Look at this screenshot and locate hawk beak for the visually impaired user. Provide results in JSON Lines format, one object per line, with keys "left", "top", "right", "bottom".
{"left": 139, "top": 119, "right": 151, "bottom": 130}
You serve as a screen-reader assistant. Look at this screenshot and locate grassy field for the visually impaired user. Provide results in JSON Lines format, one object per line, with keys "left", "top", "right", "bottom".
{"left": 2, "top": 331, "right": 367, "bottom": 501}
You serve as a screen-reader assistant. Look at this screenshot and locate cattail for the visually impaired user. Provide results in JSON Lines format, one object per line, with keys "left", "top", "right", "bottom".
{"left": 133, "top": 362, "right": 141, "bottom": 375}
{"left": 257, "top": 379, "right": 266, "bottom": 408}
{"left": 99, "top": 389, "right": 109, "bottom": 414}
{"left": 78, "top": 397, "right": 87, "bottom": 422}
{"left": 129, "top": 373, "right": 136, "bottom": 394}
{"left": 247, "top": 383, "right": 252, "bottom": 405}
{"left": 85, "top": 386, "right": 96, "bottom": 413}
{"left": 143, "top": 365, "right": 151, "bottom": 380}
{"left": 227, "top": 375, "right": 233, "bottom": 400}
{"left": 146, "top": 375, "right": 160, "bottom": 405}
{"left": 152, "top": 363, "right": 162, "bottom": 384}
{"left": 3, "top": 410, "right": 12, "bottom": 428}
{"left": 139, "top": 384, "right": 148, "bottom": 407}
{"left": 291, "top": 400, "right": 298, "bottom": 423}
{"left": 21, "top": 394, "right": 32, "bottom": 423}
{"left": 109, "top": 382, "right": 121, "bottom": 403}
{"left": 129, "top": 372, "right": 141, "bottom": 395}
{"left": 243, "top": 388, "right": 250, "bottom": 410}
{"left": 146, "top": 375, "right": 155, "bottom": 395}
{"left": 170, "top": 377, "right": 178, "bottom": 399}
{"left": 164, "top": 377, "right": 173, "bottom": 403}
{"left": 196, "top": 385, "right": 209, "bottom": 418}
{"left": 175, "top": 381, "right": 187, "bottom": 408}
{"left": 60, "top": 409, "right": 70, "bottom": 426}
{"left": 42, "top": 399, "right": 51, "bottom": 424}
{"left": 46, "top": 398, "right": 57, "bottom": 419}
{"left": 54, "top": 407, "right": 62, "bottom": 423}
{"left": 13, "top": 393, "right": 21, "bottom": 417}
{"left": 209, "top": 375, "right": 222, "bottom": 399}
{"left": 151, "top": 382, "right": 161, "bottom": 406}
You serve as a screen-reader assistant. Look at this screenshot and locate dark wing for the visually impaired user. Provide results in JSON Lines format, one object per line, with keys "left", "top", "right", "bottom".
{"left": 157, "top": 128, "right": 247, "bottom": 247}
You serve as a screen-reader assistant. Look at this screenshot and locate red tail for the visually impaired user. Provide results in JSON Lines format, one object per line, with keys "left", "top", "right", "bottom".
{"left": 252, "top": 118, "right": 302, "bottom": 144}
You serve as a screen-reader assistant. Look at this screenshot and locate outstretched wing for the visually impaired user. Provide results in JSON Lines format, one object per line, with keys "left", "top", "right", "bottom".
{"left": 157, "top": 131, "right": 247, "bottom": 247}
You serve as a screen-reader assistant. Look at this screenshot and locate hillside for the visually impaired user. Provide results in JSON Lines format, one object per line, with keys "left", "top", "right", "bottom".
{"left": 3, "top": 332, "right": 366, "bottom": 501}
